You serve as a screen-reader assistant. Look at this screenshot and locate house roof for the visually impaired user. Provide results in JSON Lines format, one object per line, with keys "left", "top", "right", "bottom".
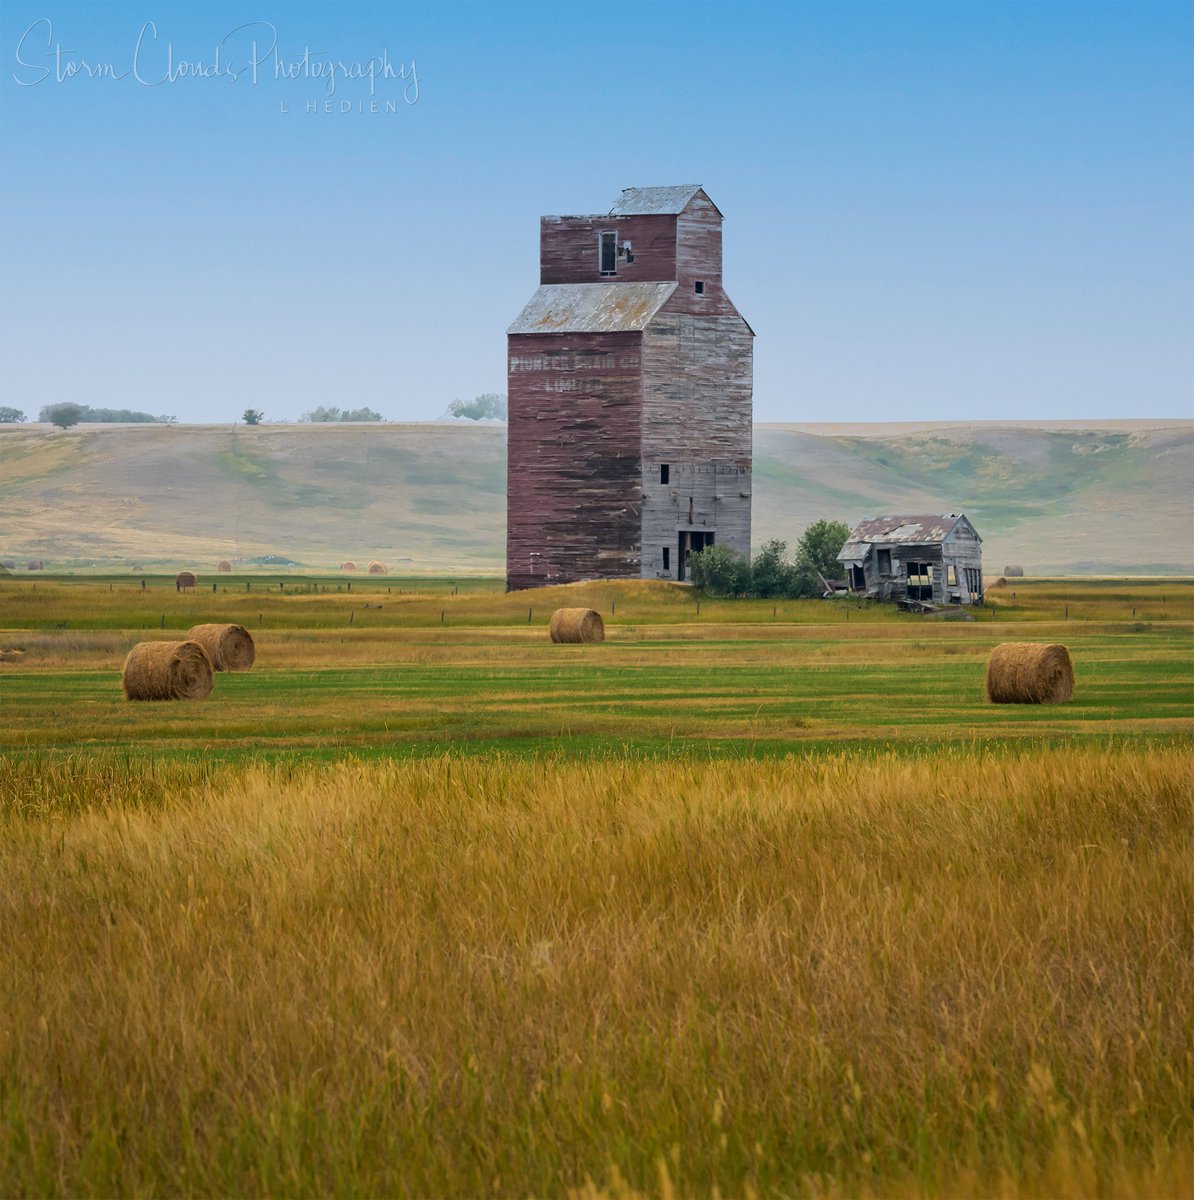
{"left": 507, "top": 282, "right": 678, "bottom": 335}
{"left": 836, "top": 514, "right": 977, "bottom": 560}
{"left": 609, "top": 185, "right": 713, "bottom": 216}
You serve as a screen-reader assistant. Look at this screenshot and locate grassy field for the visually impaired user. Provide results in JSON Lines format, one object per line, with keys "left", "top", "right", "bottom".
{"left": 1, "top": 575, "right": 1192, "bottom": 1196}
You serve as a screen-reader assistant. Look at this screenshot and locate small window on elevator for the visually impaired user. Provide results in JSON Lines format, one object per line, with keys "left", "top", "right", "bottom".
{"left": 662, "top": 547, "right": 670, "bottom": 571}
{"left": 660, "top": 464, "right": 670, "bottom": 484}
{"left": 599, "top": 231, "right": 617, "bottom": 276}
{"left": 694, "top": 281, "right": 705, "bottom": 295}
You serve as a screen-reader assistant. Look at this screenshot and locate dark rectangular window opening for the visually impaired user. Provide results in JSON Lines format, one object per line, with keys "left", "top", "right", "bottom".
{"left": 660, "top": 463, "right": 669, "bottom": 485}
{"left": 662, "top": 547, "right": 670, "bottom": 571}
{"left": 694, "top": 281, "right": 705, "bottom": 295}
{"left": 599, "top": 231, "right": 617, "bottom": 276}
{"left": 876, "top": 548, "right": 892, "bottom": 574}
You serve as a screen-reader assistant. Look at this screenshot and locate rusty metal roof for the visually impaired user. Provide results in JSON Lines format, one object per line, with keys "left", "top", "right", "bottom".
{"left": 836, "top": 515, "right": 977, "bottom": 558}
{"left": 609, "top": 185, "right": 707, "bottom": 216}
{"left": 508, "top": 283, "right": 678, "bottom": 335}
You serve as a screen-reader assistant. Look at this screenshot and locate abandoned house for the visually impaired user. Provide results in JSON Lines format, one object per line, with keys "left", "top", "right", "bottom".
{"left": 506, "top": 184, "right": 754, "bottom": 590}
{"left": 836, "top": 514, "right": 985, "bottom": 605}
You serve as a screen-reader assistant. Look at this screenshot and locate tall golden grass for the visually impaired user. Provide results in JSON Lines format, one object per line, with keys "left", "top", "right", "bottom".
{"left": 0, "top": 745, "right": 1190, "bottom": 1196}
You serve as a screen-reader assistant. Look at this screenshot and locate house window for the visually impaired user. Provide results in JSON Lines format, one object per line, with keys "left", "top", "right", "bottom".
{"left": 662, "top": 547, "right": 670, "bottom": 571}
{"left": 660, "top": 464, "right": 669, "bottom": 484}
{"left": 694, "top": 281, "right": 705, "bottom": 295}
{"left": 599, "top": 231, "right": 617, "bottom": 276}
{"left": 876, "top": 548, "right": 892, "bottom": 574}
{"left": 947, "top": 564, "right": 957, "bottom": 586}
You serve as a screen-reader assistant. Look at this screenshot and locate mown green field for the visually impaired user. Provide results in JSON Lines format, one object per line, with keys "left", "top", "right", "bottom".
{"left": 2, "top": 576, "right": 1191, "bottom": 762}
{"left": 1, "top": 576, "right": 1191, "bottom": 1197}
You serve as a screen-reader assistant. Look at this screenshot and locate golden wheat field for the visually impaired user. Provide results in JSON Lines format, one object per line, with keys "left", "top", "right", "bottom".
{"left": 1, "top": 576, "right": 1192, "bottom": 1197}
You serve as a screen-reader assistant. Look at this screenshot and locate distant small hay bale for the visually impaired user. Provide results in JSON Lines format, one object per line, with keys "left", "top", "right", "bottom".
{"left": 1004, "top": 565, "right": 1025, "bottom": 577}
{"left": 217, "top": 560, "right": 232, "bottom": 573}
{"left": 986, "top": 576, "right": 1008, "bottom": 590}
{"left": 121, "top": 640, "right": 214, "bottom": 701}
{"left": 176, "top": 571, "right": 197, "bottom": 590}
{"left": 130, "top": 565, "right": 144, "bottom": 574}
{"left": 368, "top": 560, "right": 387, "bottom": 575}
{"left": 26, "top": 559, "right": 44, "bottom": 571}
{"left": 986, "top": 642, "right": 1073, "bottom": 705}
{"left": 340, "top": 561, "right": 358, "bottom": 572}
{"left": 187, "top": 623, "right": 255, "bottom": 671}
{"left": 549, "top": 608, "right": 605, "bottom": 644}
{"left": 0, "top": 559, "right": 15, "bottom": 570}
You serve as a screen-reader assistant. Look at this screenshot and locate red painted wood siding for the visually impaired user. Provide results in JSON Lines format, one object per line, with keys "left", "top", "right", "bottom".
{"left": 506, "top": 331, "right": 644, "bottom": 589}
{"left": 540, "top": 215, "right": 678, "bottom": 284}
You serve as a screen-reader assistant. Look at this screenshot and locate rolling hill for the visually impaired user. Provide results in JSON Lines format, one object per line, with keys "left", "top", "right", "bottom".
{"left": 1, "top": 420, "right": 1190, "bottom": 575}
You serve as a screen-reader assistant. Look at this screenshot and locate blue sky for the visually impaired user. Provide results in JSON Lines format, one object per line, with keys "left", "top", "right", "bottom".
{"left": 1, "top": 0, "right": 1191, "bottom": 423}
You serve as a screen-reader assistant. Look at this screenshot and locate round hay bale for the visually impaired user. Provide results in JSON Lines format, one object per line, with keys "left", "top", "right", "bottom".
{"left": 368, "top": 560, "right": 387, "bottom": 575}
{"left": 130, "top": 565, "right": 144, "bottom": 574}
{"left": 176, "top": 570, "right": 197, "bottom": 590}
{"left": 217, "top": 560, "right": 232, "bottom": 573}
{"left": 122, "top": 640, "right": 213, "bottom": 701}
{"left": 186, "top": 623, "right": 255, "bottom": 671}
{"left": 0, "top": 560, "right": 15, "bottom": 570}
{"left": 549, "top": 608, "right": 605, "bottom": 644}
{"left": 26, "top": 559, "right": 44, "bottom": 571}
{"left": 985, "top": 642, "right": 1073, "bottom": 705}
{"left": 986, "top": 576, "right": 1008, "bottom": 590}
{"left": 1004, "top": 565, "right": 1025, "bottom": 577}
{"left": 340, "top": 561, "right": 358, "bottom": 572}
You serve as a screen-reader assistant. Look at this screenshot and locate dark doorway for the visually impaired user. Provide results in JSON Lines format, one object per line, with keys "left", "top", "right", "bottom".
{"left": 677, "top": 530, "right": 715, "bottom": 582}
{"left": 850, "top": 564, "right": 865, "bottom": 591}
{"left": 906, "top": 560, "right": 934, "bottom": 602}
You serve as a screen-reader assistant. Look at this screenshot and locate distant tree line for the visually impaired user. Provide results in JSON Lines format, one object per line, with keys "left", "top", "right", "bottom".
{"left": 689, "top": 520, "right": 852, "bottom": 599}
{"left": 443, "top": 393, "right": 507, "bottom": 421}
{"left": 0, "top": 407, "right": 25, "bottom": 423}
{"left": 37, "top": 404, "right": 175, "bottom": 429}
{"left": 300, "top": 406, "right": 384, "bottom": 422}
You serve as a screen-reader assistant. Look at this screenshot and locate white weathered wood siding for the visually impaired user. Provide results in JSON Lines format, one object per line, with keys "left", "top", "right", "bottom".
{"left": 639, "top": 309, "right": 754, "bottom": 579}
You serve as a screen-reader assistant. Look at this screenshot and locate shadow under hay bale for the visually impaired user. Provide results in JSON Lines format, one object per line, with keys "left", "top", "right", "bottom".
{"left": 368, "top": 560, "right": 387, "bottom": 575}
{"left": 217, "top": 560, "right": 232, "bottom": 573}
{"left": 986, "top": 642, "right": 1073, "bottom": 704}
{"left": 340, "top": 561, "right": 357, "bottom": 572}
{"left": 187, "top": 623, "right": 255, "bottom": 671}
{"left": 549, "top": 608, "right": 605, "bottom": 644}
{"left": 176, "top": 570, "right": 197, "bottom": 591}
{"left": 122, "top": 640, "right": 213, "bottom": 701}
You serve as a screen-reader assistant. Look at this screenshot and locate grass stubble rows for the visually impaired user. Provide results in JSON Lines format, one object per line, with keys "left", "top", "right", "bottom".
{"left": 0, "top": 576, "right": 1192, "bottom": 1197}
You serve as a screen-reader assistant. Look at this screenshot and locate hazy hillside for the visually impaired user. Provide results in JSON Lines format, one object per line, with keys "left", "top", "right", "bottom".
{"left": 1, "top": 420, "right": 1189, "bottom": 575}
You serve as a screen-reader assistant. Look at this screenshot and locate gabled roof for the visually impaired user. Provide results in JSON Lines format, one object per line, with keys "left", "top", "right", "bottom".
{"left": 836, "top": 514, "right": 979, "bottom": 560}
{"left": 508, "top": 282, "right": 677, "bottom": 335}
{"left": 609, "top": 185, "right": 716, "bottom": 217}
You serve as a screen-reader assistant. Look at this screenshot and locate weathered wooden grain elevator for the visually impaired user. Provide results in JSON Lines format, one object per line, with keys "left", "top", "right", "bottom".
{"left": 506, "top": 185, "right": 753, "bottom": 590}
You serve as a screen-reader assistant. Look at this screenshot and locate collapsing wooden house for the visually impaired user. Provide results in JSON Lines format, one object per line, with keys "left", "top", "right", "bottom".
{"left": 506, "top": 185, "right": 754, "bottom": 590}
{"left": 836, "top": 514, "right": 984, "bottom": 605}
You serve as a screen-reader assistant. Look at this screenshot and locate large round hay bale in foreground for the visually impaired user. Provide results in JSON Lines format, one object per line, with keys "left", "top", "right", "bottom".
{"left": 122, "top": 640, "right": 214, "bottom": 701}
{"left": 186, "top": 623, "right": 255, "bottom": 671}
{"left": 549, "top": 608, "right": 605, "bottom": 644}
{"left": 986, "top": 642, "right": 1073, "bottom": 705}
{"left": 176, "top": 570, "right": 197, "bottom": 590}
{"left": 340, "top": 561, "right": 357, "bottom": 572}
{"left": 217, "top": 560, "right": 232, "bottom": 573}
{"left": 368, "top": 560, "right": 387, "bottom": 575}
{"left": 1004, "top": 565, "right": 1025, "bottom": 577}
